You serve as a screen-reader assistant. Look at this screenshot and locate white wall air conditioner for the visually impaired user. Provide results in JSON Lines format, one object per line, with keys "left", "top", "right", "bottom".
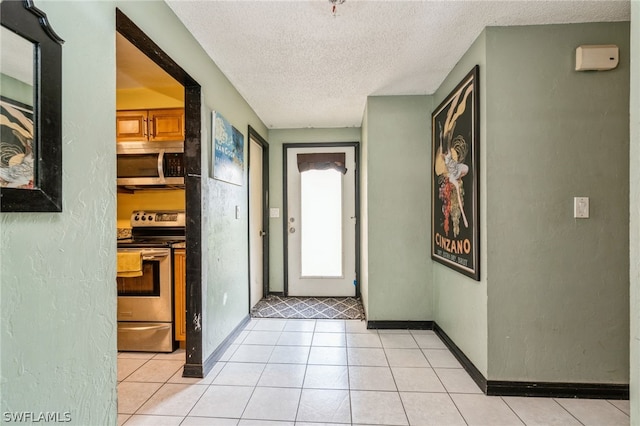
{"left": 575, "top": 45, "right": 619, "bottom": 71}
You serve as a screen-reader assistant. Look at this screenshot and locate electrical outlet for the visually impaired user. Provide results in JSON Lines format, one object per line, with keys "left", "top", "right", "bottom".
{"left": 574, "top": 197, "right": 589, "bottom": 219}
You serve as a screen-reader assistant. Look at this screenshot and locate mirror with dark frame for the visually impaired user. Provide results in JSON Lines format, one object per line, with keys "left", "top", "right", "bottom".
{"left": 0, "top": 0, "right": 64, "bottom": 212}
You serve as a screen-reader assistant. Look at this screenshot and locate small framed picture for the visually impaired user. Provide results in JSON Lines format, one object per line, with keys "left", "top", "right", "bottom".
{"left": 212, "top": 111, "right": 244, "bottom": 186}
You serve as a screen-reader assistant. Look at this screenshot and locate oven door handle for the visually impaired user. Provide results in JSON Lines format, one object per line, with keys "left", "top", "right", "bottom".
{"left": 124, "top": 324, "right": 170, "bottom": 332}
{"left": 138, "top": 249, "right": 171, "bottom": 260}
{"left": 142, "top": 254, "right": 169, "bottom": 261}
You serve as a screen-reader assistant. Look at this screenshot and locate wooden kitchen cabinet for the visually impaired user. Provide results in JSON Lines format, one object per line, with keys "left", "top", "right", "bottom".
{"left": 116, "top": 109, "right": 184, "bottom": 142}
{"left": 174, "top": 249, "right": 186, "bottom": 342}
{"left": 116, "top": 110, "right": 147, "bottom": 141}
{"left": 149, "top": 109, "right": 185, "bottom": 141}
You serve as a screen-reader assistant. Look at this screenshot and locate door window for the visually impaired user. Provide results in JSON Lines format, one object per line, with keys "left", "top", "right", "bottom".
{"left": 300, "top": 169, "right": 343, "bottom": 277}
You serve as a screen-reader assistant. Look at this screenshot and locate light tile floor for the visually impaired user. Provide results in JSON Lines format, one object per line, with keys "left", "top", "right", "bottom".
{"left": 118, "top": 318, "right": 631, "bottom": 426}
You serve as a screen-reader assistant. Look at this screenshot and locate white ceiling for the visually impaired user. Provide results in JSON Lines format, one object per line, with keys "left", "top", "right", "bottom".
{"left": 164, "top": 0, "right": 629, "bottom": 129}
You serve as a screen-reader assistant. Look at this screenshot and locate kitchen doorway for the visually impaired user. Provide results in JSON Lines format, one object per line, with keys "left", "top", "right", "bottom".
{"left": 116, "top": 10, "right": 204, "bottom": 377}
{"left": 283, "top": 143, "right": 360, "bottom": 297}
{"left": 248, "top": 127, "right": 269, "bottom": 310}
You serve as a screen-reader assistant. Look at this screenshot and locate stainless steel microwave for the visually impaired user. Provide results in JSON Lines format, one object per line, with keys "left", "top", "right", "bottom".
{"left": 117, "top": 141, "right": 184, "bottom": 187}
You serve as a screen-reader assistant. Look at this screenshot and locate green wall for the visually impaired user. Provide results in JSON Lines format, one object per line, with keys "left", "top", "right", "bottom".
{"left": 1, "top": 1, "right": 267, "bottom": 423}
{"left": 432, "top": 22, "right": 630, "bottom": 384}
{"left": 116, "top": 1, "right": 267, "bottom": 360}
{"left": 0, "top": 3, "right": 635, "bottom": 423}
{"left": 485, "top": 23, "right": 630, "bottom": 383}
{"left": 432, "top": 31, "right": 489, "bottom": 376}
{"left": 360, "top": 106, "right": 370, "bottom": 315}
{"left": 630, "top": 0, "right": 639, "bottom": 421}
{"left": 1, "top": 2, "right": 118, "bottom": 423}
{"left": 364, "top": 96, "right": 433, "bottom": 321}
{"left": 0, "top": 74, "right": 33, "bottom": 106}
{"left": 266, "top": 128, "right": 361, "bottom": 293}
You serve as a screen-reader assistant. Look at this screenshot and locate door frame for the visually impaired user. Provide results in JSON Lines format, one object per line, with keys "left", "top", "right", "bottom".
{"left": 247, "top": 126, "right": 270, "bottom": 310}
{"left": 116, "top": 10, "right": 204, "bottom": 376}
{"left": 282, "top": 142, "right": 360, "bottom": 298}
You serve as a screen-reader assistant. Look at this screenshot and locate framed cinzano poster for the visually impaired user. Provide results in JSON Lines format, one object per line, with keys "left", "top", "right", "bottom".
{"left": 431, "top": 65, "right": 480, "bottom": 280}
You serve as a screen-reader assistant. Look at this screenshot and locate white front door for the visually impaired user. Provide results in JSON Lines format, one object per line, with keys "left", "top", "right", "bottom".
{"left": 286, "top": 146, "right": 356, "bottom": 297}
{"left": 249, "top": 138, "right": 264, "bottom": 308}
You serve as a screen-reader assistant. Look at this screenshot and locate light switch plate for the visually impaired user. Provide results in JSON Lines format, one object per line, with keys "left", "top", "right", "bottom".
{"left": 269, "top": 208, "right": 280, "bottom": 218}
{"left": 574, "top": 197, "right": 589, "bottom": 218}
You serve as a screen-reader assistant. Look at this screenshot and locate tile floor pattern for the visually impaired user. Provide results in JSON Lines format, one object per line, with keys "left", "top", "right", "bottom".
{"left": 118, "top": 319, "right": 631, "bottom": 426}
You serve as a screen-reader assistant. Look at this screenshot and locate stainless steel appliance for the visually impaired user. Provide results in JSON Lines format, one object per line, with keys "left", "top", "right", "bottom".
{"left": 117, "top": 210, "right": 185, "bottom": 352}
{"left": 117, "top": 141, "right": 184, "bottom": 188}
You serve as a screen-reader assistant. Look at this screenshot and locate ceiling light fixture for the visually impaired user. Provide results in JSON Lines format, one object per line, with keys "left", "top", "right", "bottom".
{"left": 329, "top": 0, "right": 345, "bottom": 16}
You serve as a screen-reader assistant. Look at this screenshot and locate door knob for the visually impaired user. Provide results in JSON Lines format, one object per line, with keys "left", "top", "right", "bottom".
{"left": 260, "top": 230, "right": 267, "bottom": 237}
{"left": 289, "top": 227, "right": 296, "bottom": 234}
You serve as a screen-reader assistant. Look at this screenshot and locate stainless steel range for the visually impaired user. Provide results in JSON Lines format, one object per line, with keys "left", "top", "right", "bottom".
{"left": 117, "top": 210, "right": 185, "bottom": 352}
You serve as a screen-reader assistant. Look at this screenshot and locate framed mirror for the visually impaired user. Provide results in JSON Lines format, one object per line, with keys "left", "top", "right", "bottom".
{"left": 1, "top": 0, "right": 64, "bottom": 212}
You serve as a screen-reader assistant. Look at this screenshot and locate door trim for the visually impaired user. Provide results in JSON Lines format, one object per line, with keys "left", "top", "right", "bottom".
{"left": 282, "top": 142, "right": 360, "bottom": 298}
{"left": 247, "top": 126, "right": 270, "bottom": 311}
{"left": 116, "top": 10, "right": 204, "bottom": 376}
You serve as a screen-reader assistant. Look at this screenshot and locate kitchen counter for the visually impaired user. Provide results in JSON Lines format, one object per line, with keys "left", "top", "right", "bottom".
{"left": 117, "top": 228, "right": 132, "bottom": 240}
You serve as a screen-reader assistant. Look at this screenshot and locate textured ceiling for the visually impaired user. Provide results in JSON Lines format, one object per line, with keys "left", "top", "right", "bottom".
{"left": 165, "top": 0, "right": 629, "bottom": 129}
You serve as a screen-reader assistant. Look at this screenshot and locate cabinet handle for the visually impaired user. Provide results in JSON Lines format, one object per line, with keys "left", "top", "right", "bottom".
{"left": 143, "top": 118, "right": 148, "bottom": 138}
